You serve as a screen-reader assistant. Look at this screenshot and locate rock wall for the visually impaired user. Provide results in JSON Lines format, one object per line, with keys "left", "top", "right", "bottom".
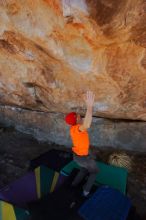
{"left": 0, "top": 0, "right": 146, "bottom": 121}
{"left": 0, "top": 106, "right": 146, "bottom": 152}
{"left": 0, "top": 0, "right": 146, "bottom": 151}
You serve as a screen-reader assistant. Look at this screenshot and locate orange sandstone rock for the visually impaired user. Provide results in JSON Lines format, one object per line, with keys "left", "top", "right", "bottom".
{"left": 0, "top": 0, "right": 145, "bottom": 120}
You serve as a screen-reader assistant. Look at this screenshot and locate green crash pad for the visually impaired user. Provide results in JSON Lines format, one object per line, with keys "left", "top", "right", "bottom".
{"left": 61, "top": 160, "right": 128, "bottom": 194}
{"left": 35, "top": 166, "right": 60, "bottom": 198}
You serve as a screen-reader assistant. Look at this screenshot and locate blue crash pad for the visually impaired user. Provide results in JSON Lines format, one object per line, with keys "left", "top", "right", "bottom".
{"left": 78, "top": 186, "right": 131, "bottom": 220}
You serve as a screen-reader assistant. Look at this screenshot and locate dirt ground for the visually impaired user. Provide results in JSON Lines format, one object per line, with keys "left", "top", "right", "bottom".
{"left": 0, "top": 125, "right": 146, "bottom": 219}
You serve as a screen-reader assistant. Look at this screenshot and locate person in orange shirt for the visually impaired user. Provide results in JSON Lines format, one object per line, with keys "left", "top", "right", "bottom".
{"left": 65, "top": 91, "right": 99, "bottom": 197}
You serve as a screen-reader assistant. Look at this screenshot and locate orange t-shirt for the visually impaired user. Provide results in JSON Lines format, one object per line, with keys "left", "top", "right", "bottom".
{"left": 70, "top": 124, "right": 89, "bottom": 156}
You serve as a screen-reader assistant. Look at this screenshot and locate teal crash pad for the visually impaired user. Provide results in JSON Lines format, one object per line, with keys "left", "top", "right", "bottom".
{"left": 61, "top": 160, "right": 128, "bottom": 194}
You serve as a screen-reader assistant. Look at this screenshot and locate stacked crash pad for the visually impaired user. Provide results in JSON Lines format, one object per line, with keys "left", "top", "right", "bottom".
{"left": 0, "top": 166, "right": 64, "bottom": 208}
{"left": 79, "top": 186, "right": 131, "bottom": 220}
{"left": 61, "top": 160, "right": 128, "bottom": 194}
{"left": 28, "top": 169, "right": 87, "bottom": 220}
{"left": 0, "top": 150, "right": 133, "bottom": 220}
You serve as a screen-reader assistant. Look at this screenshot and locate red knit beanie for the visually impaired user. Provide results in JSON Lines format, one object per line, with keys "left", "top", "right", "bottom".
{"left": 65, "top": 112, "right": 77, "bottom": 125}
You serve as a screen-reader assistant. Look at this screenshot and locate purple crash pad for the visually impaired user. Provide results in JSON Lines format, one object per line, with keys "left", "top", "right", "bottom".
{"left": 0, "top": 171, "right": 37, "bottom": 208}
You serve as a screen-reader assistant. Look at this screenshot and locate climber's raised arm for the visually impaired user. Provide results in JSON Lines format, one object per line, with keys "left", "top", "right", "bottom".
{"left": 79, "top": 91, "right": 95, "bottom": 132}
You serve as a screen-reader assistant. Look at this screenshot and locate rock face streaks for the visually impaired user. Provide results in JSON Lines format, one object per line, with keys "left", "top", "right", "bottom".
{"left": 0, "top": 0, "right": 146, "bottom": 120}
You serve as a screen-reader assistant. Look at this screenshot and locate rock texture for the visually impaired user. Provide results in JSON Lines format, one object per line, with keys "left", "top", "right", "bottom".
{"left": 0, "top": 106, "right": 146, "bottom": 152}
{"left": 0, "top": 0, "right": 146, "bottom": 120}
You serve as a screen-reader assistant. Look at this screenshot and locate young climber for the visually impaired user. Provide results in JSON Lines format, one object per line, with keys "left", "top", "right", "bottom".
{"left": 65, "top": 91, "right": 99, "bottom": 197}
